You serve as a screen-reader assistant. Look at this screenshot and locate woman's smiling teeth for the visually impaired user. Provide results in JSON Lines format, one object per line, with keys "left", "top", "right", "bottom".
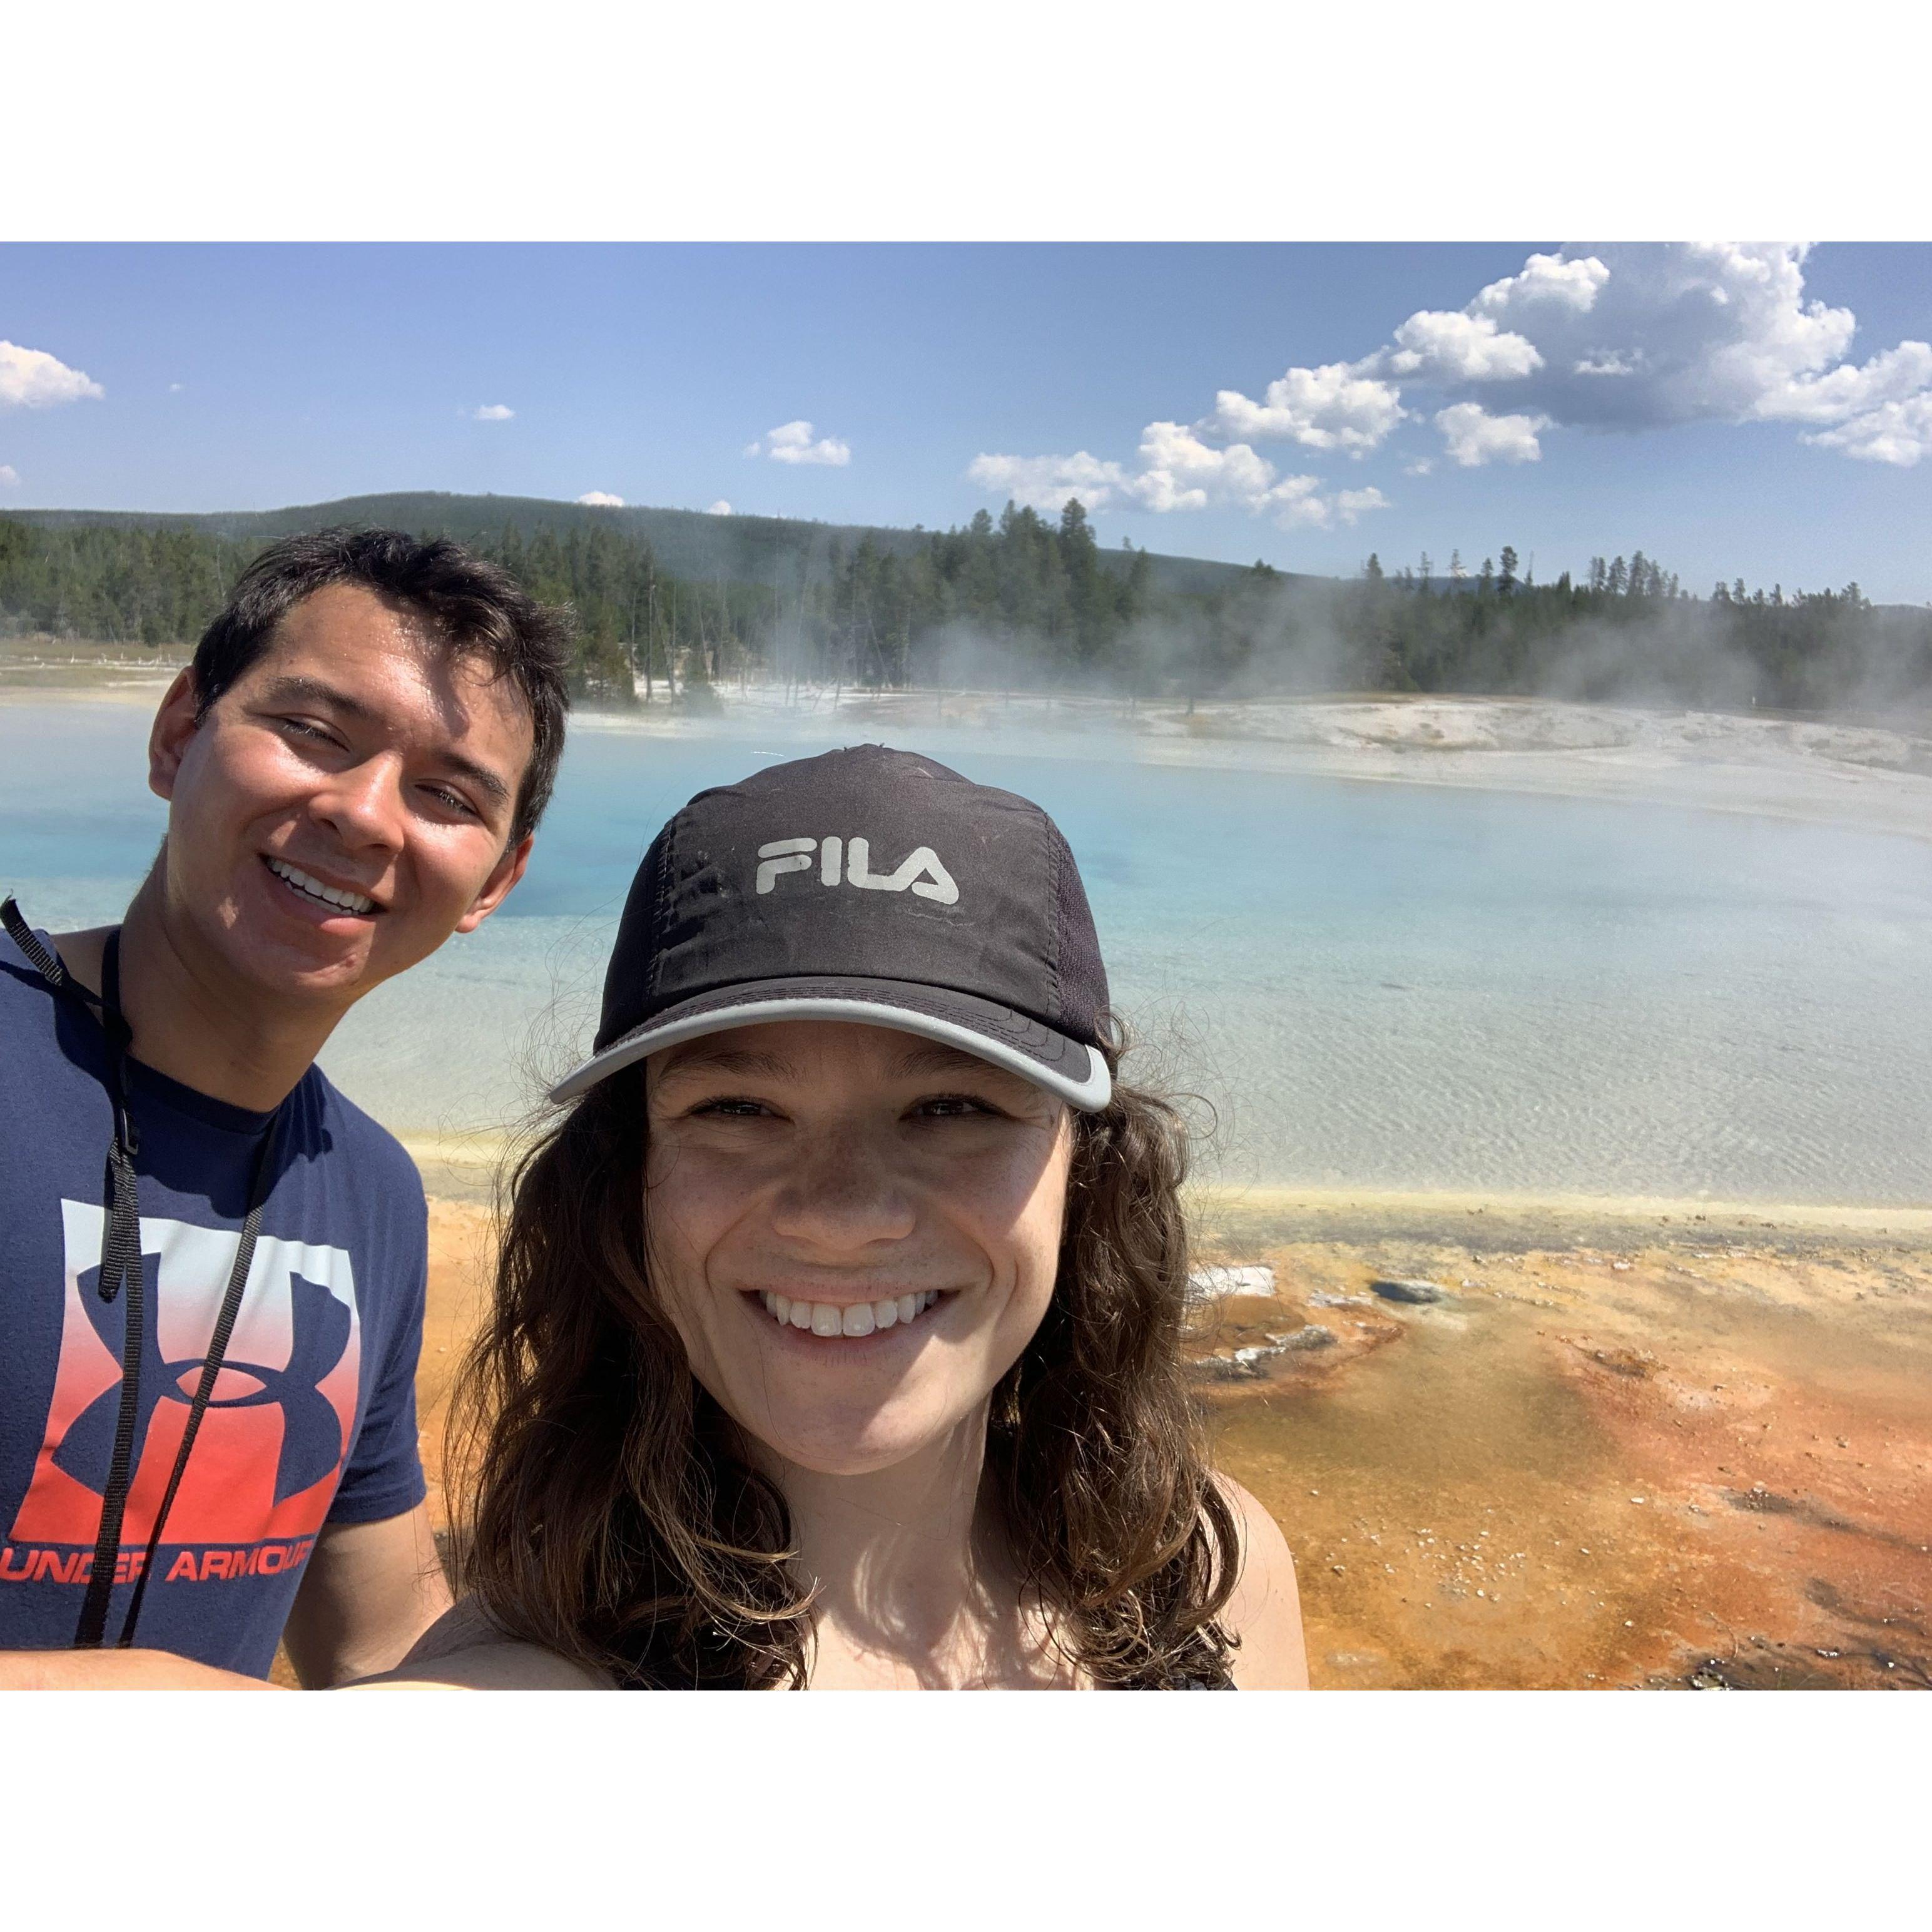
{"left": 267, "top": 856, "right": 377, "bottom": 915}
{"left": 758, "top": 1290, "right": 941, "bottom": 1337}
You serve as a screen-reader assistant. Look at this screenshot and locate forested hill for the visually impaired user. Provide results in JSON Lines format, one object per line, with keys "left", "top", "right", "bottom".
{"left": 5, "top": 496, "right": 1926, "bottom": 720}
{"left": 4, "top": 491, "right": 1283, "bottom": 601}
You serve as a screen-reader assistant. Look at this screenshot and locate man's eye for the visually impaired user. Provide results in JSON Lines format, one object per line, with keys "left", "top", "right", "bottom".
{"left": 280, "top": 716, "right": 338, "bottom": 746}
{"left": 692, "top": 1097, "right": 772, "bottom": 1119}
{"left": 423, "top": 784, "right": 478, "bottom": 816}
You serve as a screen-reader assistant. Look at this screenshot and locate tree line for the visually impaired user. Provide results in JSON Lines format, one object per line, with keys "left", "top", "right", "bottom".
{"left": 0, "top": 516, "right": 771, "bottom": 709}
{"left": 1313, "top": 547, "right": 1932, "bottom": 714}
{"left": 4, "top": 507, "right": 1928, "bottom": 719}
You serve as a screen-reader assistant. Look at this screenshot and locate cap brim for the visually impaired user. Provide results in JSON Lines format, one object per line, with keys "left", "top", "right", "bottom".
{"left": 548, "top": 975, "right": 1112, "bottom": 1112}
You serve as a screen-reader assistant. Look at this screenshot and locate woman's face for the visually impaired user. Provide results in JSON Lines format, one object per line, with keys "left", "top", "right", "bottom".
{"left": 643, "top": 1019, "right": 1075, "bottom": 1476}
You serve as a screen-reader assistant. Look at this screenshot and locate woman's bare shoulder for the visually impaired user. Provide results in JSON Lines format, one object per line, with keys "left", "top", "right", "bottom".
{"left": 343, "top": 1596, "right": 610, "bottom": 1691}
{"left": 1211, "top": 1473, "right": 1311, "bottom": 1690}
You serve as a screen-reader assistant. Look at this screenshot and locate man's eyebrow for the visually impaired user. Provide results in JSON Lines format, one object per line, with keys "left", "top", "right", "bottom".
{"left": 257, "top": 674, "right": 512, "bottom": 808}
{"left": 258, "top": 673, "right": 379, "bottom": 724}
{"left": 436, "top": 748, "right": 512, "bottom": 808}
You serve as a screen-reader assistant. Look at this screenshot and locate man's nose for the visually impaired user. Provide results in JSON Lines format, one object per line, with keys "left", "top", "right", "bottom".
{"left": 767, "top": 1123, "right": 917, "bottom": 1251}
{"left": 310, "top": 755, "right": 409, "bottom": 853}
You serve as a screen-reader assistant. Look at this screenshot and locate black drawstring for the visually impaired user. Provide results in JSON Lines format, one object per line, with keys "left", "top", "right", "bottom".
{"left": 114, "top": 1106, "right": 280, "bottom": 1644}
{"left": 74, "top": 930, "right": 152, "bottom": 1647}
{"left": 3, "top": 896, "right": 284, "bottom": 1650}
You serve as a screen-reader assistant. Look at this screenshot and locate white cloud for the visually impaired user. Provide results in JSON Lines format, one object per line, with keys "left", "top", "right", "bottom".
{"left": 969, "top": 427, "right": 1388, "bottom": 530}
{"left": 1323, "top": 244, "right": 1932, "bottom": 460}
{"left": 965, "top": 449, "right": 1131, "bottom": 512}
{"left": 751, "top": 419, "right": 851, "bottom": 466}
{"left": 0, "top": 464, "right": 18, "bottom": 487}
{"left": 962, "top": 243, "right": 1932, "bottom": 531}
{"left": 1201, "top": 361, "right": 1406, "bottom": 455}
{"left": 168, "top": 381, "right": 185, "bottom": 394}
{"left": 466, "top": 403, "right": 514, "bottom": 422}
{"left": 1755, "top": 339, "right": 1932, "bottom": 425}
{"left": 1127, "top": 421, "right": 1278, "bottom": 512}
{"left": 706, "top": 499, "right": 733, "bottom": 515}
{"left": 1803, "top": 391, "right": 1932, "bottom": 467}
{"left": 1333, "top": 487, "right": 1390, "bottom": 524}
{"left": 1402, "top": 243, "right": 1930, "bottom": 443}
{"left": 1263, "top": 479, "right": 1393, "bottom": 530}
{"left": 576, "top": 491, "right": 624, "bottom": 507}
{"left": 1403, "top": 456, "right": 1435, "bottom": 476}
{"left": 1380, "top": 308, "right": 1543, "bottom": 383}
{"left": 1435, "top": 402, "right": 1550, "bottom": 467}
{"left": 0, "top": 341, "right": 104, "bottom": 409}
{"left": 1471, "top": 251, "right": 1610, "bottom": 319}
{"left": 1264, "top": 475, "right": 1327, "bottom": 527}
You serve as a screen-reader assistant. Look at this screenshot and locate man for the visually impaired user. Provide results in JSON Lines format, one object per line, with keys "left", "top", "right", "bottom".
{"left": 0, "top": 528, "right": 572, "bottom": 1687}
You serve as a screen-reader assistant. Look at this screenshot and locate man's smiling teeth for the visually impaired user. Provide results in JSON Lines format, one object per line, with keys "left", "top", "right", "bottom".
{"left": 758, "top": 1291, "right": 940, "bottom": 1337}
{"left": 267, "top": 857, "right": 376, "bottom": 915}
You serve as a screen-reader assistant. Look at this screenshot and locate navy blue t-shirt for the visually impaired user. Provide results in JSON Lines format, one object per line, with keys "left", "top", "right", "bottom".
{"left": 0, "top": 927, "right": 429, "bottom": 1678}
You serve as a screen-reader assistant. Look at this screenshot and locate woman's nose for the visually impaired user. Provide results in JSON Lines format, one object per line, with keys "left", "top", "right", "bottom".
{"left": 766, "top": 1124, "right": 917, "bottom": 1250}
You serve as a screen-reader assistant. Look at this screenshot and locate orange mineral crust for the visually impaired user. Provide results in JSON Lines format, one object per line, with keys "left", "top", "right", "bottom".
{"left": 333, "top": 1185, "right": 1929, "bottom": 1694}
{"left": 1190, "top": 1199, "right": 1931, "bottom": 1689}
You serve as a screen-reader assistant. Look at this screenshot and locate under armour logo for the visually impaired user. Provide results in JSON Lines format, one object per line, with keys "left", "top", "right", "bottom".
{"left": 56, "top": 1263, "right": 352, "bottom": 1507}
{"left": 756, "top": 836, "right": 959, "bottom": 905}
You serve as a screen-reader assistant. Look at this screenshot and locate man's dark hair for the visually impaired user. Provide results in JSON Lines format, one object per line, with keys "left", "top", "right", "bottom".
{"left": 191, "top": 527, "right": 574, "bottom": 841}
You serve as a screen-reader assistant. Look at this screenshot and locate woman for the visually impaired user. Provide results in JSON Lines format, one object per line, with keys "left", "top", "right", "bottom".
{"left": 370, "top": 745, "right": 1306, "bottom": 1689}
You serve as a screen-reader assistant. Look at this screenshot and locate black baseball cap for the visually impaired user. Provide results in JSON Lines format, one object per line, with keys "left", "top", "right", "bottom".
{"left": 549, "top": 745, "right": 1114, "bottom": 1111}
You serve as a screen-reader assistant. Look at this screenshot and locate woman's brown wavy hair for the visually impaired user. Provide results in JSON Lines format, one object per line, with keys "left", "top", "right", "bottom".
{"left": 447, "top": 1039, "right": 1241, "bottom": 1688}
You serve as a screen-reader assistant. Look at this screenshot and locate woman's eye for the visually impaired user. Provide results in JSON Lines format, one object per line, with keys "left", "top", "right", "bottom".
{"left": 692, "top": 1097, "right": 773, "bottom": 1119}
{"left": 913, "top": 1094, "right": 996, "bottom": 1120}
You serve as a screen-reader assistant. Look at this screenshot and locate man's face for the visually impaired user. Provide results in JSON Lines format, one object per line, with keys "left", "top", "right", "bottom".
{"left": 148, "top": 581, "right": 537, "bottom": 1009}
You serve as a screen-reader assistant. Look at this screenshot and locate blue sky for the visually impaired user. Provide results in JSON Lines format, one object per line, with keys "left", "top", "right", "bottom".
{"left": 4, "top": 242, "right": 1931, "bottom": 601}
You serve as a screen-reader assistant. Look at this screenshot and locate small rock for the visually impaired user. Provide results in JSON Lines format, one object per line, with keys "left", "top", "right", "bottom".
{"left": 1268, "top": 1324, "right": 1336, "bottom": 1353}
{"left": 1370, "top": 1278, "right": 1450, "bottom": 1305}
{"left": 1189, "top": 1353, "right": 1256, "bottom": 1382}
{"left": 1188, "top": 1263, "right": 1276, "bottom": 1303}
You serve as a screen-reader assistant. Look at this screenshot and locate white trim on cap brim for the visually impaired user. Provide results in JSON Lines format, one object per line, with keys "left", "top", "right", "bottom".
{"left": 547, "top": 997, "right": 1113, "bottom": 1112}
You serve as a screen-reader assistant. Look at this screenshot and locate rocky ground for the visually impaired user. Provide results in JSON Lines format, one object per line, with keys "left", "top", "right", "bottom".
{"left": 405, "top": 1189, "right": 1932, "bottom": 1692}
{"left": 1188, "top": 1195, "right": 1932, "bottom": 1689}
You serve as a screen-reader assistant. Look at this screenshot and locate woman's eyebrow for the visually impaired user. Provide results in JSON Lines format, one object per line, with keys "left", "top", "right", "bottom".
{"left": 654, "top": 1045, "right": 800, "bottom": 1082}
{"left": 890, "top": 1041, "right": 1017, "bottom": 1080}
